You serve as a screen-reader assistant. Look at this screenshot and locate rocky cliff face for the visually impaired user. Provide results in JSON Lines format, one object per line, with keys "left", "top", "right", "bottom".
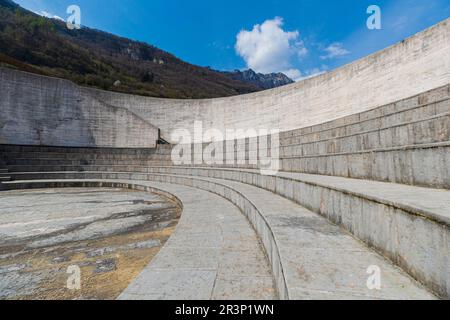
{"left": 223, "top": 69, "right": 294, "bottom": 89}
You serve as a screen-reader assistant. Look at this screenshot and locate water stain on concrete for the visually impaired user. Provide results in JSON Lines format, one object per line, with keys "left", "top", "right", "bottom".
{"left": 0, "top": 188, "right": 181, "bottom": 300}
{"left": 276, "top": 216, "right": 343, "bottom": 236}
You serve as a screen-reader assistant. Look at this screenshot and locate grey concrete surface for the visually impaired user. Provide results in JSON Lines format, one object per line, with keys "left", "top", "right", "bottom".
{"left": 191, "top": 176, "right": 436, "bottom": 300}
{"left": 0, "top": 181, "right": 276, "bottom": 300}
{"left": 7, "top": 167, "right": 447, "bottom": 297}
{"left": 0, "top": 20, "right": 448, "bottom": 145}
{"left": 280, "top": 85, "right": 450, "bottom": 139}
{"left": 0, "top": 187, "right": 181, "bottom": 299}
{"left": 7, "top": 169, "right": 450, "bottom": 224}
{"left": 3, "top": 143, "right": 449, "bottom": 188}
{"left": 280, "top": 113, "right": 449, "bottom": 156}
{"left": 5, "top": 86, "right": 445, "bottom": 188}
{"left": 0, "top": 19, "right": 448, "bottom": 301}
{"left": 3, "top": 178, "right": 438, "bottom": 300}
{"left": 140, "top": 167, "right": 449, "bottom": 298}
{"left": 0, "top": 188, "right": 176, "bottom": 247}
{"left": 0, "top": 68, "right": 159, "bottom": 148}
{"left": 100, "top": 20, "right": 449, "bottom": 142}
{"left": 280, "top": 142, "right": 450, "bottom": 188}
{"left": 281, "top": 98, "right": 449, "bottom": 144}
{"left": 116, "top": 181, "right": 276, "bottom": 300}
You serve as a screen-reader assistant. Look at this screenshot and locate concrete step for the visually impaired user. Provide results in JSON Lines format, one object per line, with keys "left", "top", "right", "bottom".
{"left": 143, "top": 98, "right": 449, "bottom": 159}
{"left": 119, "top": 181, "right": 276, "bottom": 300}
{"left": 5, "top": 168, "right": 449, "bottom": 298}
{"left": 0, "top": 179, "right": 275, "bottom": 300}
{"left": 0, "top": 176, "right": 11, "bottom": 182}
{"left": 280, "top": 97, "right": 449, "bottom": 144}
{"left": 173, "top": 110, "right": 449, "bottom": 160}
{"left": 3, "top": 176, "right": 439, "bottom": 299}
{"left": 154, "top": 169, "right": 450, "bottom": 299}
{"left": 4, "top": 139, "right": 449, "bottom": 189}
{"left": 4, "top": 160, "right": 173, "bottom": 171}
{"left": 280, "top": 142, "right": 450, "bottom": 188}
{"left": 0, "top": 145, "right": 172, "bottom": 158}
{"left": 1, "top": 149, "right": 173, "bottom": 160}
{"left": 11, "top": 168, "right": 449, "bottom": 232}
{"left": 280, "top": 85, "right": 449, "bottom": 140}
{"left": 0, "top": 169, "right": 8, "bottom": 173}
{"left": 280, "top": 113, "right": 449, "bottom": 157}
{"left": 5, "top": 156, "right": 172, "bottom": 166}
{"left": 1, "top": 88, "right": 448, "bottom": 165}
{"left": 0, "top": 145, "right": 160, "bottom": 154}
{"left": 2, "top": 152, "right": 172, "bottom": 161}
{"left": 6, "top": 141, "right": 449, "bottom": 189}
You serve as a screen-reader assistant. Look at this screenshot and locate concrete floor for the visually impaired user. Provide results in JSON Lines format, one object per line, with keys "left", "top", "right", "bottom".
{"left": 0, "top": 188, "right": 181, "bottom": 300}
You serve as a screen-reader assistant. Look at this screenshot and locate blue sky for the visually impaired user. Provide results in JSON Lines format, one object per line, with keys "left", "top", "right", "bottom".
{"left": 14, "top": 0, "right": 450, "bottom": 80}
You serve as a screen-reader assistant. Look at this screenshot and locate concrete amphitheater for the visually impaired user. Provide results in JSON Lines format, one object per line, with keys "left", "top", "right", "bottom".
{"left": 0, "top": 19, "right": 449, "bottom": 300}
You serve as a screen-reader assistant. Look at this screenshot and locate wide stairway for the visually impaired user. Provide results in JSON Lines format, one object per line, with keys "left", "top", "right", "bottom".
{"left": 1, "top": 85, "right": 449, "bottom": 299}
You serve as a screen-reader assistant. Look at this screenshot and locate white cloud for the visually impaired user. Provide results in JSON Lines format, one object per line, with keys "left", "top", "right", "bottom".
{"left": 235, "top": 17, "right": 307, "bottom": 80}
{"left": 320, "top": 42, "right": 350, "bottom": 60}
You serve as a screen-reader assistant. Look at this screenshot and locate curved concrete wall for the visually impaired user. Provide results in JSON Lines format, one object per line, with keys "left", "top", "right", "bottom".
{"left": 0, "top": 68, "right": 158, "bottom": 148}
{"left": 0, "top": 19, "right": 448, "bottom": 146}
{"left": 91, "top": 19, "right": 449, "bottom": 142}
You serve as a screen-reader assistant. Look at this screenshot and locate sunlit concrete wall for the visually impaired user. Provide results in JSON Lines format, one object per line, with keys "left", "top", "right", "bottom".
{"left": 92, "top": 18, "right": 449, "bottom": 142}
{"left": 0, "top": 19, "right": 448, "bottom": 146}
{"left": 0, "top": 68, "right": 159, "bottom": 148}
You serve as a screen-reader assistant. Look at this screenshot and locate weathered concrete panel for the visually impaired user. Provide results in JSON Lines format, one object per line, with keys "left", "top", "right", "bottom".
{"left": 1, "top": 20, "right": 448, "bottom": 146}
{"left": 4, "top": 175, "right": 443, "bottom": 299}
{"left": 88, "top": 19, "right": 449, "bottom": 142}
{"left": 0, "top": 68, "right": 158, "bottom": 148}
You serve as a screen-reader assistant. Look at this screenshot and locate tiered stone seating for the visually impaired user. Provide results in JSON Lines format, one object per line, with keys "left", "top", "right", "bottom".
{"left": 3, "top": 177, "right": 438, "bottom": 299}
{"left": 1, "top": 85, "right": 449, "bottom": 299}
{"left": 2, "top": 179, "right": 276, "bottom": 300}
{"left": 4, "top": 85, "right": 448, "bottom": 186}
{"left": 277, "top": 85, "right": 449, "bottom": 188}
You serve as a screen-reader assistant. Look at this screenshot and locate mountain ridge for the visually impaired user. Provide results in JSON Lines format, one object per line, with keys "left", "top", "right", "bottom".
{"left": 0, "top": 0, "right": 293, "bottom": 99}
{"left": 223, "top": 69, "right": 294, "bottom": 90}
